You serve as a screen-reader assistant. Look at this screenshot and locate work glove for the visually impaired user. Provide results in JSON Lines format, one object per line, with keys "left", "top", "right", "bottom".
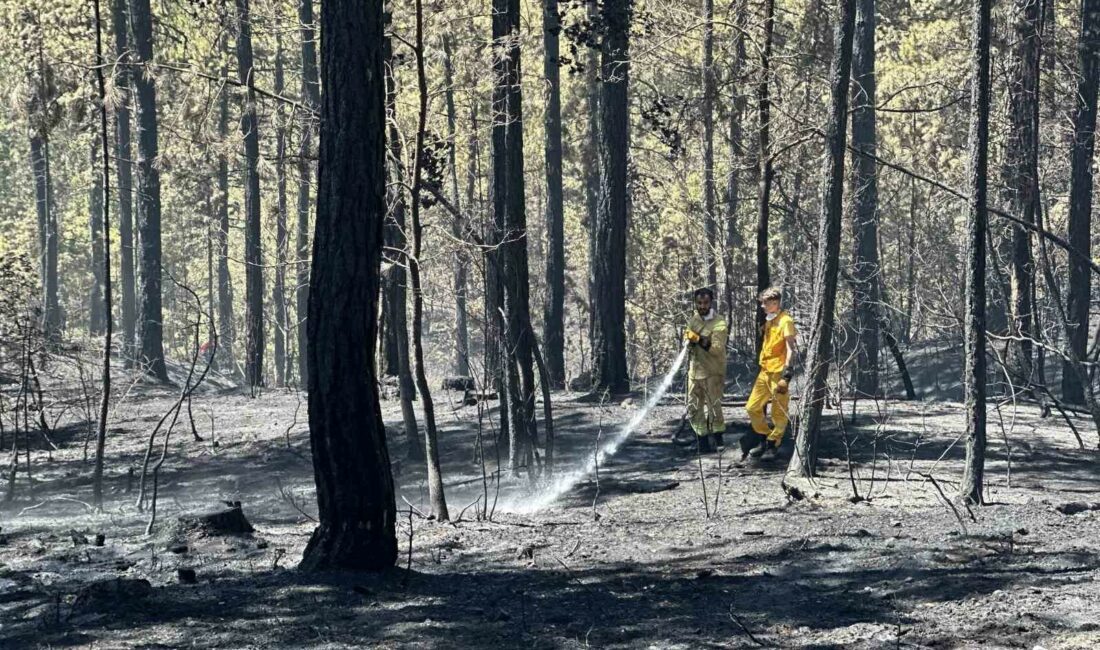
{"left": 684, "top": 329, "right": 701, "bottom": 346}
{"left": 698, "top": 335, "right": 711, "bottom": 351}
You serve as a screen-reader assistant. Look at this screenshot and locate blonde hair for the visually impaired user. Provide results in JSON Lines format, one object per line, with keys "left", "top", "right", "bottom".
{"left": 758, "top": 287, "right": 782, "bottom": 303}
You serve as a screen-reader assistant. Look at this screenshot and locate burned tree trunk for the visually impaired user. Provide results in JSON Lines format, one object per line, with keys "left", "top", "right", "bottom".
{"left": 848, "top": 0, "right": 880, "bottom": 397}
{"left": 1063, "top": 0, "right": 1100, "bottom": 405}
{"left": 274, "top": 35, "right": 289, "bottom": 388}
{"left": 999, "top": 0, "right": 1042, "bottom": 391}
{"left": 755, "top": 0, "right": 775, "bottom": 349}
{"left": 702, "top": 0, "right": 718, "bottom": 290}
{"left": 234, "top": 0, "right": 265, "bottom": 390}
{"left": 90, "top": 136, "right": 107, "bottom": 336}
{"left": 591, "top": 0, "right": 632, "bottom": 394}
{"left": 442, "top": 34, "right": 471, "bottom": 378}
{"left": 112, "top": 0, "right": 136, "bottom": 362}
{"left": 493, "top": 0, "right": 541, "bottom": 471}
{"left": 787, "top": 0, "right": 857, "bottom": 478}
{"left": 129, "top": 0, "right": 168, "bottom": 381}
{"left": 300, "top": 0, "right": 397, "bottom": 572}
{"left": 960, "top": 0, "right": 993, "bottom": 505}
{"left": 296, "top": 0, "right": 320, "bottom": 388}
{"left": 543, "top": 0, "right": 566, "bottom": 387}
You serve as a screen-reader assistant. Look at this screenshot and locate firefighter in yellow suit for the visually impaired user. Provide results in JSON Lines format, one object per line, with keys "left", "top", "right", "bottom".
{"left": 744, "top": 286, "right": 799, "bottom": 461}
{"left": 684, "top": 288, "right": 728, "bottom": 453}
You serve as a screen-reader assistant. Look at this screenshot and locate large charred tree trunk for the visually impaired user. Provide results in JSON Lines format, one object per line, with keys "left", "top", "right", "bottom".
{"left": 112, "top": 0, "right": 136, "bottom": 362}
{"left": 848, "top": 0, "right": 880, "bottom": 397}
{"left": 755, "top": 0, "right": 776, "bottom": 349}
{"left": 493, "top": 0, "right": 541, "bottom": 471}
{"left": 274, "top": 36, "right": 289, "bottom": 388}
{"left": 1000, "top": 0, "right": 1042, "bottom": 391}
{"left": 129, "top": 0, "right": 168, "bottom": 382}
{"left": 1063, "top": 0, "right": 1100, "bottom": 405}
{"left": 591, "top": 0, "right": 632, "bottom": 394}
{"left": 235, "top": 0, "right": 265, "bottom": 390}
{"left": 297, "top": 0, "right": 320, "bottom": 388}
{"left": 90, "top": 136, "right": 107, "bottom": 336}
{"left": 702, "top": 0, "right": 718, "bottom": 290}
{"left": 543, "top": 0, "right": 566, "bottom": 387}
{"left": 442, "top": 35, "right": 471, "bottom": 378}
{"left": 960, "top": 0, "right": 993, "bottom": 505}
{"left": 787, "top": 0, "right": 856, "bottom": 479}
{"left": 383, "top": 17, "right": 423, "bottom": 462}
{"left": 300, "top": 0, "right": 397, "bottom": 572}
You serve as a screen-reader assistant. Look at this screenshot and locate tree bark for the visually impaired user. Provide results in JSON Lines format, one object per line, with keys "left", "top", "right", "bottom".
{"left": 848, "top": 0, "right": 880, "bottom": 397}
{"left": 442, "top": 34, "right": 471, "bottom": 378}
{"left": 409, "top": 0, "right": 449, "bottom": 520}
{"left": 90, "top": 136, "right": 107, "bottom": 336}
{"left": 91, "top": 0, "right": 113, "bottom": 509}
{"left": 724, "top": 0, "right": 747, "bottom": 327}
{"left": 1063, "top": 0, "right": 1100, "bottom": 405}
{"left": 297, "top": 0, "right": 319, "bottom": 388}
{"left": 274, "top": 36, "right": 288, "bottom": 388}
{"left": 493, "top": 0, "right": 541, "bottom": 471}
{"left": 112, "top": 0, "right": 136, "bottom": 363}
{"left": 787, "top": 0, "right": 857, "bottom": 479}
{"left": 591, "top": 0, "right": 632, "bottom": 394}
{"left": 383, "top": 13, "right": 423, "bottom": 462}
{"left": 583, "top": 0, "right": 601, "bottom": 357}
{"left": 960, "top": 0, "right": 993, "bottom": 505}
{"left": 755, "top": 0, "right": 776, "bottom": 351}
{"left": 129, "top": 0, "right": 168, "bottom": 381}
{"left": 300, "top": 0, "right": 397, "bottom": 572}
{"left": 235, "top": 0, "right": 265, "bottom": 390}
{"left": 543, "top": 0, "right": 566, "bottom": 387}
{"left": 999, "top": 0, "right": 1042, "bottom": 391}
{"left": 702, "top": 0, "right": 718, "bottom": 290}
{"left": 216, "top": 58, "right": 236, "bottom": 376}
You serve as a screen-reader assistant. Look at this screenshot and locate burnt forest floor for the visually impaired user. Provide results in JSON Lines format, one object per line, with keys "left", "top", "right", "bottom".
{"left": 2, "top": 363, "right": 1099, "bottom": 649}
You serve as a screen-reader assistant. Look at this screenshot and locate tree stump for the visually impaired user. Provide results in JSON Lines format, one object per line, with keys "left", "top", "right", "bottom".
{"left": 176, "top": 501, "right": 254, "bottom": 536}
{"left": 441, "top": 376, "right": 475, "bottom": 391}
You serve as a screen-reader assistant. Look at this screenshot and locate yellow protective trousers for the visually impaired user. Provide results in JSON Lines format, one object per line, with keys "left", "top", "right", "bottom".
{"left": 745, "top": 370, "right": 791, "bottom": 444}
{"left": 688, "top": 374, "right": 725, "bottom": 437}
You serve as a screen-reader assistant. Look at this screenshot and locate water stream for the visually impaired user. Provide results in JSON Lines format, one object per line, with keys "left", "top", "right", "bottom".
{"left": 500, "top": 342, "right": 691, "bottom": 513}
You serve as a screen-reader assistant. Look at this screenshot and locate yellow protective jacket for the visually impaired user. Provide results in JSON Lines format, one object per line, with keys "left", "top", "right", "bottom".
{"left": 687, "top": 311, "right": 728, "bottom": 379}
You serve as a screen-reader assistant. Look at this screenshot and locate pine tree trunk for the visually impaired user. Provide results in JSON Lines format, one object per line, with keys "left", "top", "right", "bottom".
{"left": 1000, "top": 0, "right": 1042, "bottom": 391}
{"left": 543, "top": 0, "right": 566, "bottom": 387}
{"left": 724, "top": 0, "right": 747, "bottom": 326}
{"left": 216, "top": 63, "right": 236, "bottom": 376}
{"left": 29, "top": 129, "right": 58, "bottom": 339}
{"left": 274, "top": 36, "right": 289, "bottom": 389}
{"left": 960, "top": 0, "right": 993, "bottom": 505}
{"left": 112, "top": 0, "right": 136, "bottom": 363}
{"left": 129, "top": 0, "right": 168, "bottom": 381}
{"left": 583, "top": 0, "right": 601, "bottom": 367}
{"left": 592, "top": 0, "right": 632, "bottom": 394}
{"left": 1063, "top": 0, "right": 1100, "bottom": 405}
{"left": 409, "top": 0, "right": 449, "bottom": 520}
{"left": 90, "top": 137, "right": 107, "bottom": 336}
{"left": 756, "top": 0, "right": 776, "bottom": 349}
{"left": 787, "top": 0, "right": 857, "bottom": 478}
{"left": 383, "top": 21, "right": 423, "bottom": 462}
{"left": 299, "top": 0, "right": 397, "bottom": 572}
{"left": 91, "top": 0, "right": 113, "bottom": 509}
{"left": 235, "top": 0, "right": 265, "bottom": 390}
{"left": 442, "top": 35, "right": 471, "bottom": 378}
{"left": 849, "top": 0, "right": 880, "bottom": 397}
{"left": 297, "top": 0, "right": 319, "bottom": 389}
{"left": 702, "top": 0, "right": 718, "bottom": 290}
{"left": 493, "top": 0, "right": 541, "bottom": 470}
